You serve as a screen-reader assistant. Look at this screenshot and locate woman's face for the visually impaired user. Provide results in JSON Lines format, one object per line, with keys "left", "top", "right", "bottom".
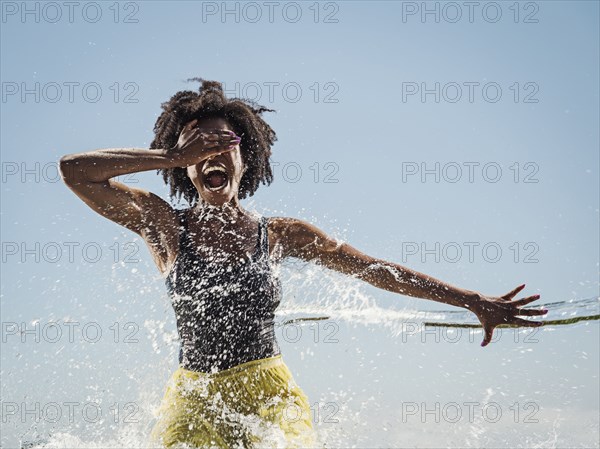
{"left": 186, "top": 117, "right": 245, "bottom": 207}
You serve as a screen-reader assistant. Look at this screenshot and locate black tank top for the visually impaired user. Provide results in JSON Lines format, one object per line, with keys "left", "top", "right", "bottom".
{"left": 165, "top": 209, "right": 282, "bottom": 373}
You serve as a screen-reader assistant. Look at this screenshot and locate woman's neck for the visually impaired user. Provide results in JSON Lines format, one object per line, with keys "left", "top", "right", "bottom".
{"left": 191, "top": 200, "right": 248, "bottom": 225}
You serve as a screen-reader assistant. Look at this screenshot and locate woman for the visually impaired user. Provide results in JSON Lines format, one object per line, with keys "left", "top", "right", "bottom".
{"left": 59, "top": 79, "right": 547, "bottom": 448}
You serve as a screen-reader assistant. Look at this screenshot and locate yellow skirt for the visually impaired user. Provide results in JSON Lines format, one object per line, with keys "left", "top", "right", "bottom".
{"left": 150, "top": 354, "right": 316, "bottom": 448}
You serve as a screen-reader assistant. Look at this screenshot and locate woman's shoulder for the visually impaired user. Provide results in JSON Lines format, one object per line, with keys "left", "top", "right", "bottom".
{"left": 265, "top": 216, "right": 310, "bottom": 234}
{"left": 265, "top": 216, "right": 341, "bottom": 260}
{"left": 263, "top": 216, "right": 308, "bottom": 253}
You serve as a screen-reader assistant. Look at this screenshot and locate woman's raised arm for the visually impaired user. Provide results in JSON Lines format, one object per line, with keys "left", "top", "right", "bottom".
{"left": 58, "top": 119, "right": 239, "bottom": 273}
{"left": 59, "top": 146, "right": 178, "bottom": 232}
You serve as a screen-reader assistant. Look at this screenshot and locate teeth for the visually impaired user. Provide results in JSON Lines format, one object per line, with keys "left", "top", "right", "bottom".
{"left": 202, "top": 165, "right": 227, "bottom": 175}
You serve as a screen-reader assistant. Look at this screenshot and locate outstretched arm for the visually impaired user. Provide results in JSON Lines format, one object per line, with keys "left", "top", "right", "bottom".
{"left": 270, "top": 217, "right": 547, "bottom": 347}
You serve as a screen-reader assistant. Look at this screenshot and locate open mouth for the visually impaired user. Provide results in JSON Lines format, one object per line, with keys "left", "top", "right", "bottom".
{"left": 202, "top": 165, "right": 229, "bottom": 191}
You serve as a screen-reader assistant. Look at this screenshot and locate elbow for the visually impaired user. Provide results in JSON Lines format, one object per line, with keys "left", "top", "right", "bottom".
{"left": 58, "top": 154, "right": 74, "bottom": 185}
{"left": 59, "top": 154, "right": 81, "bottom": 186}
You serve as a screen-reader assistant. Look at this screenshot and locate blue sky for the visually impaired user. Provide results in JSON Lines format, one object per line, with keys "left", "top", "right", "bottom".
{"left": 2, "top": 1, "right": 598, "bottom": 310}
{"left": 1, "top": 1, "right": 598, "bottom": 446}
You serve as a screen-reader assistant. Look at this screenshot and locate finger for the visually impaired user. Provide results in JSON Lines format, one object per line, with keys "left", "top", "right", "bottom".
{"left": 481, "top": 325, "right": 495, "bottom": 347}
{"left": 512, "top": 294, "right": 541, "bottom": 307}
{"left": 223, "top": 134, "right": 241, "bottom": 144}
{"left": 225, "top": 138, "right": 241, "bottom": 147}
{"left": 183, "top": 128, "right": 200, "bottom": 141}
{"left": 203, "top": 133, "right": 223, "bottom": 142}
{"left": 184, "top": 135, "right": 202, "bottom": 148}
{"left": 199, "top": 132, "right": 235, "bottom": 142}
{"left": 200, "top": 133, "right": 224, "bottom": 143}
{"left": 205, "top": 135, "right": 241, "bottom": 145}
{"left": 501, "top": 284, "right": 526, "bottom": 301}
{"left": 515, "top": 307, "right": 548, "bottom": 317}
{"left": 202, "top": 130, "right": 234, "bottom": 138}
{"left": 202, "top": 129, "right": 237, "bottom": 138}
{"left": 511, "top": 317, "right": 544, "bottom": 327}
{"left": 183, "top": 119, "right": 198, "bottom": 131}
{"left": 187, "top": 132, "right": 200, "bottom": 142}
{"left": 203, "top": 140, "right": 221, "bottom": 149}
{"left": 217, "top": 136, "right": 241, "bottom": 147}
{"left": 203, "top": 140, "right": 239, "bottom": 150}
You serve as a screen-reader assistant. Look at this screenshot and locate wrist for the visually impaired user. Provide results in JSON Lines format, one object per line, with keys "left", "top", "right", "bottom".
{"left": 160, "top": 147, "right": 179, "bottom": 167}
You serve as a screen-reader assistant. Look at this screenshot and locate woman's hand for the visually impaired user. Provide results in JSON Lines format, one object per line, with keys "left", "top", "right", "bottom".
{"left": 468, "top": 284, "right": 547, "bottom": 347}
{"left": 168, "top": 119, "right": 241, "bottom": 167}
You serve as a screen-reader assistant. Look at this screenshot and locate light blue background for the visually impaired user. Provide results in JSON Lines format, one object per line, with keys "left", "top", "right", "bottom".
{"left": 1, "top": 1, "right": 598, "bottom": 447}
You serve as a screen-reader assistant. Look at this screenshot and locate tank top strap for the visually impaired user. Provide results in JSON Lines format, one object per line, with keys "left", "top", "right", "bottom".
{"left": 258, "top": 216, "right": 269, "bottom": 258}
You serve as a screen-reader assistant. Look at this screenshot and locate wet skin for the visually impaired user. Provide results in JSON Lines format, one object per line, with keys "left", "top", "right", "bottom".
{"left": 59, "top": 118, "right": 548, "bottom": 347}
